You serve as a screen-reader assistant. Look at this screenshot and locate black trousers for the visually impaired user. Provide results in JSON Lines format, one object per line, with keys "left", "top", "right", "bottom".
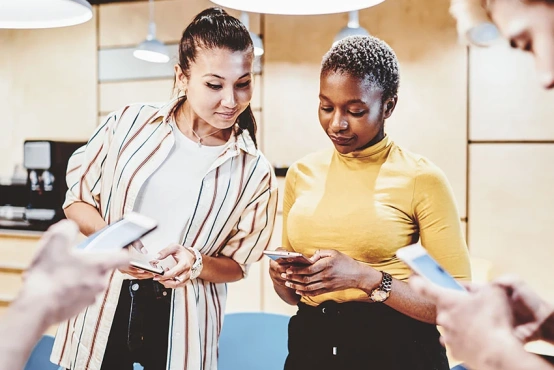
{"left": 285, "top": 301, "right": 449, "bottom": 370}
{"left": 99, "top": 279, "right": 173, "bottom": 370}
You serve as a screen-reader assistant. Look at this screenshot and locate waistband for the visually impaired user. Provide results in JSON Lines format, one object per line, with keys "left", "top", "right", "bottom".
{"left": 122, "top": 279, "right": 173, "bottom": 300}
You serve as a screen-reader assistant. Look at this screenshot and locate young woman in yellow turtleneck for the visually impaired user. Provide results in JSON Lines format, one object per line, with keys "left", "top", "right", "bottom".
{"left": 269, "top": 35, "right": 471, "bottom": 370}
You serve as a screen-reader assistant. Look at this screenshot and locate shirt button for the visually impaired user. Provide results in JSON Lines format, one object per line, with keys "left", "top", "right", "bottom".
{"left": 131, "top": 283, "right": 139, "bottom": 291}
{"left": 162, "top": 291, "right": 167, "bottom": 296}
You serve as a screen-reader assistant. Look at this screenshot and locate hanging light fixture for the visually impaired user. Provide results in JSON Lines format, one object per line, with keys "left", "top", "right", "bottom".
{"left": 210, "top": 0, "right": 386, "bottom": 15}
{"left": 133, "top": 0, "right": 170, "bottom": 63}
{"left": 333, "top": 10, "right": 370, "bottom": 45}
{"left": 240, "top": 12, "right": 264, "bottom": 57}
{"left": 450, "top": 0, "right": 500, "bottom": 47}
{"left": 0, "top": 0, "right": 92, "bottom": 29}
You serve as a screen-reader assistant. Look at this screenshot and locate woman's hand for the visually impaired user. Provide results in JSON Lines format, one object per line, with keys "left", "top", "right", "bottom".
{"left": 284, "top": 249, "right": 380, "bottom": 297}
{"left": 152, "top": 244, "right": 196, "bottom": 289}
{"left": 268, "top": 257, "right": 290, "bottom": 288}
{"left": 119, "top": 240, "right": 155, "bottom": 279}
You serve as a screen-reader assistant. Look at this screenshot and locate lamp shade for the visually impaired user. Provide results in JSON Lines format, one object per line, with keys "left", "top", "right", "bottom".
{"left": 210, "top": 0, "right": 385, "bottom": 15}
{"left": 250, "top": 32, "right": 264, "bottom": 56}
{"left": 133, "top": 38, "right": 171, "bottom": 64}
{"left": 0, "top": 0, "right": 92, "bottom": 29}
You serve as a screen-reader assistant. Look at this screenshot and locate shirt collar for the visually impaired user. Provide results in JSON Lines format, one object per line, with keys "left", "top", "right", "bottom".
{"left": 159, "top": 98, "right": 258, "bottom": 157}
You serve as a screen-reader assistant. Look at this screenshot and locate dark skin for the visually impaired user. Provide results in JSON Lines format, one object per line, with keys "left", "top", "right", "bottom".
{"left": 269, "top": 72, "right": 440, "bottom": 324}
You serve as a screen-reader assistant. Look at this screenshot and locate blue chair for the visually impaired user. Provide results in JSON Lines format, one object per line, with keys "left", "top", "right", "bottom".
{"left": 218, "top": 312, "right": 290, "bottom": 370}
{"left": 451, "top": 365, "right": 469, "bottom": 370}
{"left": 24, "top": 335, "right": 60, "bottom": 370}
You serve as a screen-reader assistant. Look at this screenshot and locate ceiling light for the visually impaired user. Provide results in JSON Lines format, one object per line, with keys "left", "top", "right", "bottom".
{"left": 333, "top": 11, "right": 370, "bottom": 45}
{"left": 240, "top": 12, "right": 264, "bottom": 57}
{"left": 211, "top": 0, "right": 386, "bottom": 15}
{"left": 450, "top": 0, "right": 500, "bottom": 47}
{"left": 0, "top": 0, "right": 92, "bottom": 29}
{"left": 133, "top": 0, "right": 170, "bottom": 63}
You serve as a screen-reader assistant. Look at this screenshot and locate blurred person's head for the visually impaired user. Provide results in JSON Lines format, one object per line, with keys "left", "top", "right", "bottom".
{"left": 486, "top": 0, "right": 554, "bottom": 89}
{"left": 173, "top": 7, "right": 257, "bottom": 146}
{"left": 319, "top": 35, "right": 399, "bottom": 155}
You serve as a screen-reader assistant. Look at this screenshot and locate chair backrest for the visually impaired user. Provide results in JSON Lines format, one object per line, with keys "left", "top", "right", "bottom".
{"left": 218, "top": 312, "right": 290, "bottom": 370}
{"left": 24, "top": 335, "right": 60, "bottom": 370}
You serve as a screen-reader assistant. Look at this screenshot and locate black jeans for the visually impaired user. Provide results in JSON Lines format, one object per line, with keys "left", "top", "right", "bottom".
{"left": 285, "top": 301, "right": 449, "bottom": 370}
{"left": 99, "top": 279, "right": 173, "bottom": 370}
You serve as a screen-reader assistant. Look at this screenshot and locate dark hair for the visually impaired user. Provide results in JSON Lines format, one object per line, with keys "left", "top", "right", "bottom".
{"left": 321, "top": 35, "right": 400, "bottom": 102}
{"left": 173, "top": 7, "right": 258, "bottom": 147}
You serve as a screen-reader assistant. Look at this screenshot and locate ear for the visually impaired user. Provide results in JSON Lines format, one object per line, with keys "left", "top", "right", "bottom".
{"left": 174, "top": 64, "right": 189, "bottom": 92}
{"left": 383, "top": 95, "right": 398, "bottom": 119}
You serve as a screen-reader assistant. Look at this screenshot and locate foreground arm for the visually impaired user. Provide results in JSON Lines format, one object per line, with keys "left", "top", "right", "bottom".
{"left": 0, "top": 220, "right": 129, "bottom": 370}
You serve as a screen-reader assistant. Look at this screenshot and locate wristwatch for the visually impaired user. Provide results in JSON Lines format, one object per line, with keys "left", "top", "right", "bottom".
{"left": 185, "top": 246, "right": 203, "bottom": 280}
{"left": 369, "top": 271, "right": 393, "bottom": 303}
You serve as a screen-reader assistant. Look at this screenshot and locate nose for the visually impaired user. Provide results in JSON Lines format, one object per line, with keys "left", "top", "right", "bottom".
{"left": 329, "top": 111, "right": 348, "bottom": 133}
{"left": 221, "top": 88, "right": 238, "bottom": 109}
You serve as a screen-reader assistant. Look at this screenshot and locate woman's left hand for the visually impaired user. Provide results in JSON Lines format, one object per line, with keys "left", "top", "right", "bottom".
{"left": 284, "top": 249, "right": 381, "bottom": 297}
{"left": 151, "top": 244, "right": 196, "bottom": 289}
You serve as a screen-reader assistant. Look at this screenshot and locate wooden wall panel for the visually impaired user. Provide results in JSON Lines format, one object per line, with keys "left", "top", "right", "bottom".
{"left": 99, "top": 79, "right": 175, "bottom": 114}
{"left": 470, "top": 42, "right": 554, "bottom": 141}
{"left": 468, "top": 144, "right": 554, "bottom": 303}
{"left": 263, "top": 0, "right": 468, "bottom": 216}
{"left": 0, "top": 8, "right": 97, "bottom": 176}
{"left": 99, "top": 0, "right": 261, "bottom": 48}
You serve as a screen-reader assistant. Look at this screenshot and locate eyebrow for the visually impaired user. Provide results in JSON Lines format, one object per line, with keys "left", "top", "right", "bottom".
{"left": 319, "top": 95, "right": 367, "bottom": 105}
{"left": 202, "top": 72, "right": 251, "bottom": 80}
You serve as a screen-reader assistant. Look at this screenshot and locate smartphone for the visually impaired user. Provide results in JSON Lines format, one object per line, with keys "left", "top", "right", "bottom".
{"left": 77, "top": 212, "right": 157, "bottom": 252}
{"left": 396, "top": 244, "right": 466, "bottom": 291}
{"left": 263, "top": 250, "right": 313, "bottom": 265}
{"left": 129, "top": 259, "right": 165, "bottom": 275}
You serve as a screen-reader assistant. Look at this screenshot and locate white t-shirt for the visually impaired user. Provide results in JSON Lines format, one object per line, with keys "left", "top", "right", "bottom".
{"left": 133, "top": 123, "right": 225, "bottom": 257}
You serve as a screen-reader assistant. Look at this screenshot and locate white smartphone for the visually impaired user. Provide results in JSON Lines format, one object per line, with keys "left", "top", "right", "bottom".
{"left": 77, "top": 212, "right": 158, "bottom": 252}
{"left": 263, "top": 250, "right": 313, "bottom": 265}
{"left": 396, "top": 243, "right": 466, "bottom": 291}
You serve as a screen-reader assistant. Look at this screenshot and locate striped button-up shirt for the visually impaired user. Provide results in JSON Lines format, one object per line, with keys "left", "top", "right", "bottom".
{"left": 50, "top": 101, "right": 278, "bottom": 370}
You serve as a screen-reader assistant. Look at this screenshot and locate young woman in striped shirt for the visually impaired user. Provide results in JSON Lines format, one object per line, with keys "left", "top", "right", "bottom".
{"left": 51, "top": 8, "right": 277, "bottom": 370}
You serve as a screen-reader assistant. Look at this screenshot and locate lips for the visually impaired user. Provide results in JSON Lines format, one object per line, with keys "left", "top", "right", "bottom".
{"left": 329, "top": 135, "right": 354, "bottom": 145}
{"left": 216, "top": 111, "right": 238, "bottom": 120}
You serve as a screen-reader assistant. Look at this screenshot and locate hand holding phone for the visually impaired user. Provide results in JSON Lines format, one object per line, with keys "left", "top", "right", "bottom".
{"left": 396, "top": 243, "right": 466, "bottom": 292}
{"left": 263, "top": 250, "right": 313, "bottom": 266}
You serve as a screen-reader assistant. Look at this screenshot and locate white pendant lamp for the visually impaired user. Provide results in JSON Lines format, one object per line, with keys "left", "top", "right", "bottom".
{"left": 0, "top": 0, "right": 92, "bottom": 29}
{"left": 240, "top": 12, "right": 264, "bottom": 57}
{"left": 333, "top": 11, "right": 370, "bottom": 45}
{"left": 133, "top": 0, "right": 170, "bottom": 63}
{"left": 450, "top": 0, "right": 500, "bottom": 47}
{"left": 210, "top": 0, "right": 385, "bottom": 15}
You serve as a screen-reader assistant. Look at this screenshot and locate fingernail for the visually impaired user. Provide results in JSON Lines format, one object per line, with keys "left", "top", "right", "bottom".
{"left": 141, "top": 247, "right": 148, "bottom": 254}
{"left": 153, "top": 277, "right": 159, "bottom": 281}
{"left": 174, "top": 277, "right": 182, "bottom": 282}
{"left": 137, "top": 269, "right": 145, "bottom": 273}
{"left": 281, "top": 273, "right": 287, "bottom": 279}
{"left": 296, "top": 290, "right": 303, "bottom": 296}
{"left": 285, "top": 281, "right": 291, "bottom": 288}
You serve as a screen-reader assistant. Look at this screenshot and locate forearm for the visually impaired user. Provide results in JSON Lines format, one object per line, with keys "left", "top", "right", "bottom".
{"left": 64, "top": 202, "right": 106, "bottom": 236}
{"left": 199, "top": 255, "right": 244, "bottom": 283}
{"left": 273, "top": 282, "right": 301, "bottom": 305}
{"left": 358, "top": 264, "right": 437, "bottom": 324}
{"left": 0, "top": 293, "right": 51, "bottom": 369}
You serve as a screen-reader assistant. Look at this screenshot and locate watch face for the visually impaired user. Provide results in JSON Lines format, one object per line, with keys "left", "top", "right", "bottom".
{"left": 371, "top": 289, "right": 388, "bottom": 302}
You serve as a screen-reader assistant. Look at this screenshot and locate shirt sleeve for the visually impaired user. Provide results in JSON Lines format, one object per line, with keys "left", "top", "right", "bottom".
{"left": 412, "top": 160, "right": 472, "bottom": 281}
{"left": 218, "top": 168, "right": 278, "bottom": 277}
{"left": 281, "top": 164, "right": 298, "bottom": 252}
{"left": 63, "top": 110, "right": 121, "bottom": 211}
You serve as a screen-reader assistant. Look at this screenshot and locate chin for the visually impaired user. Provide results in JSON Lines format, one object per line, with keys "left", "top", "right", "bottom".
{"left": 333, "top": 144, "right": 355, "bottom": 155}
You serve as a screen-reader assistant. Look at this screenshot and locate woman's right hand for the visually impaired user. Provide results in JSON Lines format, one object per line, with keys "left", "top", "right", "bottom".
{"left": 118, "top": 240, "right": 156, "bottom": 279}
{"left": 268, "top": 248, "right": 293, "bottom": 288}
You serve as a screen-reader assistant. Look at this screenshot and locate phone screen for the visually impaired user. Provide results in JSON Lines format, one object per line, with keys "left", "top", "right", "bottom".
{"left": 411, "top": 254, "right": 465, "bottom": 291}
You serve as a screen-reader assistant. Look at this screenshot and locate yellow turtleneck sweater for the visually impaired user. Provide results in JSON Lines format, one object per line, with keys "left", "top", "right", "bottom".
{"left": 282, "top": 135, "right": 471, "bottom": 306}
